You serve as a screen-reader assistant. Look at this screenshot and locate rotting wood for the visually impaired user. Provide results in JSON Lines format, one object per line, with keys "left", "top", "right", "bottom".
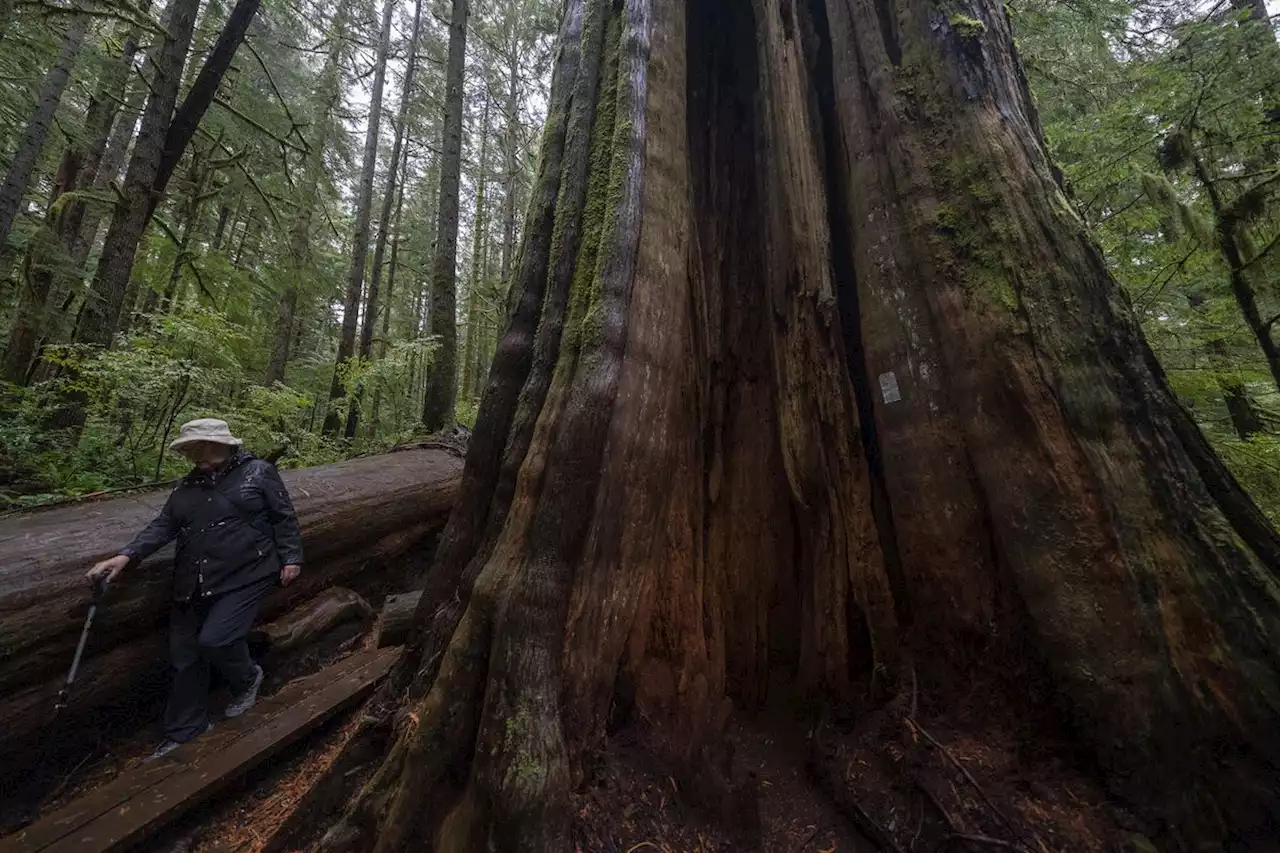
{"left": 253, "top": 587, "right": 374, "bottom": 659}
{"left": 375, "top": 590, "right": 423, "bottom": 648}
{"left": 0, "top": 647, "right": 399, "bottom": 853}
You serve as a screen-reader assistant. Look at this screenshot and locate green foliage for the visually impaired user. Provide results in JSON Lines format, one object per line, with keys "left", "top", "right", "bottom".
{"left": 1016, "top": 0, "right": 1280, "bottom": 519}
{"left": 1, "top": 307, "right": 358, "bottom": 503}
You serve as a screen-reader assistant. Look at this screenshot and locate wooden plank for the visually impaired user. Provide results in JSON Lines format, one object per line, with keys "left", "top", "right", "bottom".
{"left": 0, "top": 649, "right": 379, "bottom": 853}
{"left": 0, "top": 647, "right": 399, "bottom": 853}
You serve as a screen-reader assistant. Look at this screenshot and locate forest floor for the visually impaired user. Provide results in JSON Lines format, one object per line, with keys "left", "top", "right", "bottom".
{"left": 24, "top": 643, "right": 1142, "bottom": 853}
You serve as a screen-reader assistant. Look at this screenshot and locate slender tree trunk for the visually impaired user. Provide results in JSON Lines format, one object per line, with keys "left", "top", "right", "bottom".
{"left": 0, "top": 0, "right": 13, "bottom": 48}
{"left": 323, "top": 0, "right": 395, "bottom": 436}
{"left": 1186, "top": 290, "right": 1264, "bottom": 440}
{"left": 421, "top": 0, "right": 470, "bottom": 430}
{"left": 461, "top": 96, "right": 491, "bottom": 402}
{"left": 77, "top": 0, "right": 202, "bottom": 346}
{"left": 21, "top": 73, "right": 148, "bottom": 381}
{"left": 1188, "top": 148, "right": 1280, "bottom": 396}
{"left": 211, "top": 202, "right": 231, "bottom": 249}
{"left": 370, "top": 132, "right": 413, "bottom": 436}
{"left": 499, "top": 10, "right": 521, "bottom": 288}
{"left": 266, "top": 0, "right": 349, "bottom": 385}
{"left": 347, "top": 0, "right": 425, "bottom": 438}
{"left": 0, "top": 13, "right": 90, "bottom": 259}
{"left": 148, "top": 0, "right": 262, "bottom": 219}
{"left": 308, "top": 0, "right": 1280, "bottom": 851}
{"left": 161, "top": 191, "right": 198, "bottom": 311}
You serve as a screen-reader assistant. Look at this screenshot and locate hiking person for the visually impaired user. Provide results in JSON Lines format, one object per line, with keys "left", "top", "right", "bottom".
{"left": 86, "top": 418, "right": 304, "bottom": 760}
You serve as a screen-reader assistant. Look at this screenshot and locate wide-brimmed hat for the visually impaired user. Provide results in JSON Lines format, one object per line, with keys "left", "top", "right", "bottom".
{"left": 169, "top": 418, "right": 244, "bottom": 450}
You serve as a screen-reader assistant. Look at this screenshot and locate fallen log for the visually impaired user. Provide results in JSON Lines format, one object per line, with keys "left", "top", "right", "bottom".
{"left": 253, "top": 587, "right": 374, "bottom": 659}
{"left": 0, "top": 449, "right": 461, "bottom": 775}
{"left": 251, "top": 587, "right": 375, "bottom": 691}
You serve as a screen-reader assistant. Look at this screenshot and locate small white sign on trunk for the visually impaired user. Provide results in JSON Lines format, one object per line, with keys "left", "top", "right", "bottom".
{"left": 878, "top": 371, "right": 902, "bottom": 404}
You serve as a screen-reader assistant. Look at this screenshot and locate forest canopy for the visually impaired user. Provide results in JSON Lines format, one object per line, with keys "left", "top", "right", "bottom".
{"left": 0, "top": 0, "right": 1276, "bottom": 513}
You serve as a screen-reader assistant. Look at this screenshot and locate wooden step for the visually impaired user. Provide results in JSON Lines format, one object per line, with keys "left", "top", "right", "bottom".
{"left": 0, "top": 646, "right": 401, "bottom": 853}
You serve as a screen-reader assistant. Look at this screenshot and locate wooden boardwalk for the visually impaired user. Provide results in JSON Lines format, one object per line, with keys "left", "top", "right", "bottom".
{"left": 0, "top": 646, "right": 399, "bottom": 853}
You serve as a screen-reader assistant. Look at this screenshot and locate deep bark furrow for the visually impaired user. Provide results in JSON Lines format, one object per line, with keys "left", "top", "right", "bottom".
{"left": 404, "top": 0, "right": 592, "bottom": 667}
{"left": 310, "top": 0, "right": 1280, "bottom": 848}
{"left": 807, "top": 0, "right": 909, "bottom": 632}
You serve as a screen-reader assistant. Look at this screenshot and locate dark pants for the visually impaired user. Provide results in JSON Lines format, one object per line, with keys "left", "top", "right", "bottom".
{"left": 165, "top": 577, "right": 273, "bottom": 742}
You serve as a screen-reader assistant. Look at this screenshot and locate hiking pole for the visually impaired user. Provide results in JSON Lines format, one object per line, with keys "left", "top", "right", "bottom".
{"left": 3, "top": 576, "right": 109, "bottom": 831}
{"left": 54, "top": 575, "right": 108, "bottom": 715}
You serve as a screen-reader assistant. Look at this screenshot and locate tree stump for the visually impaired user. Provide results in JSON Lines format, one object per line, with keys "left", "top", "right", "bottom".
{"left": 374, "top": 590, "right": 423, "bottom": 649}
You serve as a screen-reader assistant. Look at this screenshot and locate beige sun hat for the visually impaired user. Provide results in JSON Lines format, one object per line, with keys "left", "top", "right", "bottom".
{"left": 169, "top": 418, "right": 244, "bottom": 450}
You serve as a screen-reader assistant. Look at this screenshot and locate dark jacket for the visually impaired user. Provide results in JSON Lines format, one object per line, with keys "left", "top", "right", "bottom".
{"left": 120, "top": 451, "right": 304, "bottom": 601}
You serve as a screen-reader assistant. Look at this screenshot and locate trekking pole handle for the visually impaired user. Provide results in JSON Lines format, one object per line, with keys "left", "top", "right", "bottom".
{"left": 91, "top": 575, "right": 108, "bottom": 603}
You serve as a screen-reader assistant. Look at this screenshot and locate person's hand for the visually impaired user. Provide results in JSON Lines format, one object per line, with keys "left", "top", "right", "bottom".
{"left": 280, "top": 564, "right": 301, "bottom": 586}
{"left": 87, "top": 555, "right": 129, "bottom": 585}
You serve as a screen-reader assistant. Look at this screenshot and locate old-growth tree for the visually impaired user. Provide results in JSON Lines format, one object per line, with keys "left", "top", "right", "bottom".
{"left": 312, "top": 0, "right": 1280, "bottom": 850}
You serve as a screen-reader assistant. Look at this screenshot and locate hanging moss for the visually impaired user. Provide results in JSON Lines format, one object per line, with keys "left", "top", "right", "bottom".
{"left": 560, "top": 6, "right": 624, "bottom": 360}
{"left": 1157, "top": 129, "right": 1193, "bottom": 173}
{"left": 948, "top": 12, "right": 986, "bottom": 39}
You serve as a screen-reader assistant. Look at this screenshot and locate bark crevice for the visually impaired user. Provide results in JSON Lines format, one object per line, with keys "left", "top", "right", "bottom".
{"left": 807, "top": 0, "right": 910, "bottom": 631}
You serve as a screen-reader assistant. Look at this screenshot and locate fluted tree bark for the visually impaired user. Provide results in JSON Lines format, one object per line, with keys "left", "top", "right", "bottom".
{"left": 309, "top": 0, "right": 1280, "bottom": 850}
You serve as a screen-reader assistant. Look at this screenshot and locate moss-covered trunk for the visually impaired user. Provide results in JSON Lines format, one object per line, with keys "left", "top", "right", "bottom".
{"left": 314, "top": 0, "right": 1280, "bottom": 849}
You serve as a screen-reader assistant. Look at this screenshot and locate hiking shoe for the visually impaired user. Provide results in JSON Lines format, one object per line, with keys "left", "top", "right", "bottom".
{"left": 225, "top": 664, "right": 263, "bottom": 718}
{"left": 146, "top": 721, "right": 212, "bottom": 762}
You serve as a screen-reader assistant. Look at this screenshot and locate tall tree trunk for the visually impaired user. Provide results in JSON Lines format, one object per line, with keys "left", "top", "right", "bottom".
{"left": 498, "top": 6, "right": 521, "bottom": 289}
{"left": 369, "top": 128, "right": 413, "bottom": 435}
{"left": 346, "top": 0, "right": 425, "bottom": 438}
{"left": 22, "top": 71, "right": 149, "bottom": 381}
{"left": 0, "top": 0, "right": 13, "bottom": 48}
{"left": 266, "top": 0, "right": 349, "bottom": 385}
{"left": 1187, "top": 147, "right": 1280, "bottom": 397}
{"left": 1186, "top": 290, "right": 1263, "bottom": 440}
{"left": 211, "top": 201, "right": 231, "bottom": 249}
{"left": 309, "top": 0, "right": 1280, "bottom": 851}
{"left": 323, "top": 0, "right": 395, "bottom": 436}
{"left": 159, "top": 171, "right": 204, "bottom": 313}
{"left": 148, "top": 0, "right": 262, "bottom": 219}
{"left": 77, "top": 0, "right": 202, "bottom": 346}
{"left": 0, "top": 13, "right": 90, "bottom": 259}
{"left": 460, "top": 95, "right": 491, "bottom": 403}
{"left": 420, "top": 0, "right": 470, "bottom": 430}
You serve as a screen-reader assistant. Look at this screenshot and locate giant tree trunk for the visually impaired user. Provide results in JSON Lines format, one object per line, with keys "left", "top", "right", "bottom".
{"left": 319, "top": 0, "right": 1280, "bottom": 849}
{"left": 420, "top": 0, "right": 470, "bottom": 430}
{"left": 323, "top": 0, "right": 394, "bottom": 436}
